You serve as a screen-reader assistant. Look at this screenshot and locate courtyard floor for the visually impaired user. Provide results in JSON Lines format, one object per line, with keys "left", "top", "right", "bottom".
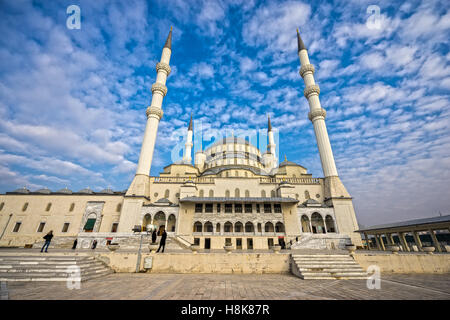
{"left": 2, "top": 273, "right": 449, "bottom": 300}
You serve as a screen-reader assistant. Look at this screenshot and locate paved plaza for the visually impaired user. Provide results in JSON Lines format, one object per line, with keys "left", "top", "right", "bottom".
{"left": 2, "top": 273, "right": 449, "bottom": 300}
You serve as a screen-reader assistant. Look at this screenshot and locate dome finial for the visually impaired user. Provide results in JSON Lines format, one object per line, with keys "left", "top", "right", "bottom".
{"left": 285, "top": 155, "right": 287, "bottom": 161}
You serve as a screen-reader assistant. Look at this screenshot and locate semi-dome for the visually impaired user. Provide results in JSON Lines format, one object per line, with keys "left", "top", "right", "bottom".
{"left": 35, "top": 188, "right": 51, "bottom": 194}
{"left": 56, "top": 187, "right": 72, "bottom": 194}
{"left": 202, "top": 136, "right": 265, "bottom": 171}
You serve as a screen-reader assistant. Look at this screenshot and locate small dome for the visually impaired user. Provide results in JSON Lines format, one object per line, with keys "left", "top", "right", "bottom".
{"left": 155, "top": 198, "right": 171, "bottom": 203}
{"left": 35, "top": 188, "right": 51, "bottom": 194}
{"left": 13, "top": 187, "right": 30, "bottom": 194}
{"left": 56, "top": 187, "right": 72, "bottom": 194}
{"left": 279, "top": 160, "right": 301, "bottom": 167}
{"left": 78, "top": 187, "right": 94, "bottom": 194}
{"left": 99, "top": 188, "right": 114, "bottom": 194}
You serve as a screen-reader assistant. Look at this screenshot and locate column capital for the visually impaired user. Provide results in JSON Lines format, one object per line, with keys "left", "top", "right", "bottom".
{"left": 151, "top": 82, "right": 168, "bottom": 96}
{"left": 308, "top": 108, "right": 327, "bottom": 122}
{"left": 299, "top": 64, "right": 315, "bottom": 78}
{"left": 304, "top": 84, "right": 320, "bottom": 98}
{"left": 156, "top": 62, "right": 171, "bottom": 76}
{"left": 146, "top": 106, "right": 164, "bottom": 120}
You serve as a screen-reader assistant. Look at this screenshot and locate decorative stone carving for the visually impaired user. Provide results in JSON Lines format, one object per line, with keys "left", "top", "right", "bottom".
{"left": 303, "top": 84, "right": 320, "bottom": 98}
{"left": 299, "top": 64, "right": 315, "bottom": 78}
{"left": 79, "top": 202, "right": 105, "bottom": 233}
{"left": 146, "top": 106, "right": 164, "bottom": 119}
{"left": 308, "top": 108, "right": 327, "bottom": 122}
{"left": 156, "top": 62, "right": 171, "bottom": 75}
{"left": 151, "top": 82, "right": 168, "bottom": 96}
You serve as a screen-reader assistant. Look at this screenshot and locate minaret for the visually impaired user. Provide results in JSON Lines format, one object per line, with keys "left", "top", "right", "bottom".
{"left": 296, "top": 28, "right": 361, "bottom": 246}
{"left": 126, "top": 27, "right": 172, "bottom": 196}
{"left": 183, "top": 114, "right": 193, "bottom": 164}
{"left": 297, "top": 28, "right": 338, "bottom": 178}
{"left": 267, "top": 115, "right": 276, "bottom": 157}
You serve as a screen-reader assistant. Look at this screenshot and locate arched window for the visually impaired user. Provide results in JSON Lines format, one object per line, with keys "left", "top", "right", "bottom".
{"left": 45, "top": 203, "right": 52, "bottom": 211}
{"left": 257, "top": 223, "right": 262, "bottom": 233}
{"left": 235, "top": 188, "right": 240, "bottom": 198}
{"left": 305, "top": 190, "right": 310, "bottom": 200}
{"left": 245, "top": 190, "right": 250, "bottom": 197}
{"left": 224, "top": 221, "right": 233, "bottom": 233}
{"left": 0, "top": 202, "right": 4, "bottom": 211}
{"left": 116, "top": 203, "right": 122, "bottom": 212}
{"left": 199, "top": 189, "right": 204, "bottom": 197}
{"left": 216, "top": 223, "right": 221, "bottom": 233}
{"left": 270, "top": 190, "right": 276, "bottom": 197}
{"left": 264, "top": 222, "right": 274, "bottom": 232}
{"left": 234, "top": 222, "right": 243, "bottom": 233}
{"left": 225, "top": 190, "right": 230, "bottom": 197}
{"left": 261, "top": 190, "right": 266, "bottom": 198}
{"left": 325, "top": 215, "right": 336, "bottom": 233}
{"left": 204, "top": 221, "right": 213, "bottom": 233}
{"left": 209, "top": 190, "right": 214, "bottom": 197}
{"left": 168, "top": 214, "right": 176, "bottom": 232}
{"left": 245, "top": 222, "right": 254, "bottom": 233}
{"left": 275, "top": 222, "right": 285, "bottom": 233}
{"left": 69, "top": 203, "right": 75, "bottom": 212}
{"left": 193, "top": 221, "right": 202, "bottom": 233}
{"left": 164, "top": 189, "right": 170, "bottom": 198}
{"left": 22, "top": 202, "right": 28, "bottom": 212}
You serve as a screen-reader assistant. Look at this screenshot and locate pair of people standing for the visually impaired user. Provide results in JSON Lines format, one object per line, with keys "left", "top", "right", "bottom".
{"left": 151, "top": 229, "right": 167, "bottom": 253}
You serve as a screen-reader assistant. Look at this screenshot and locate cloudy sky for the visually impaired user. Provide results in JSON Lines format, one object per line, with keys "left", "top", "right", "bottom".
{"left": 0, "top": 0, "right": 449, "bottom": 226}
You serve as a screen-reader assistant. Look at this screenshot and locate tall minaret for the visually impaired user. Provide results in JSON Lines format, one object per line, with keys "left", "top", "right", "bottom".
{"left": 296, "top": 29, "right": 361, "bottom": 246}
{"left": 183, "top": 114, "right": 193, "bottom": 164}
{"left": 297, "top": 28, "right": 338, "bottom": 178}
{"left": 267, "top": 115, "right": 276, "bottom": 157}
{"left": 127, "top": 27, "right": 172, "bottom": 196}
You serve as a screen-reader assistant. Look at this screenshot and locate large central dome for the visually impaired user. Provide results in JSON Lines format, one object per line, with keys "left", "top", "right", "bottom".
{"left": 202, "top": 136, "right": 265, "bottom": 171}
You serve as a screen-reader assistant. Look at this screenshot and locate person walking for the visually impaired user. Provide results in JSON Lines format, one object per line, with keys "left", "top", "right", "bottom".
{"left": 72, "top": 239, "right": 78, "bottom": 250}
{"left": 151, "top": 229, "right": 157, "bottom": 244}
{"left": 40, "top": 230, "right": 53, "bottom": 253}
{"left": 156, "top": 230, "right": 167, "bottom": 253}
{"left": 91, "top": 239, "right": 97, "bottom": 249}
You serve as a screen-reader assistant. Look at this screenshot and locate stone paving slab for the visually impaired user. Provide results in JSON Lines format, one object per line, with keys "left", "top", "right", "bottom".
{"left": 2, "top": 273, "right": 449, "bottom": 300}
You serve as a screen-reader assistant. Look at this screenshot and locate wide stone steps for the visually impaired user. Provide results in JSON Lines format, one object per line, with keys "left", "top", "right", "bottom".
{"left": 291, "top": 254, "right": 368, "bottom": 280}
{"left": 0, "top": 255, "right": 113, "bottom": 282}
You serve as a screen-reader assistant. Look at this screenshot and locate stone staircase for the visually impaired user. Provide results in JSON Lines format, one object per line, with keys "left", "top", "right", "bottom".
{"left": 291, "top": 254, "right": 368, "bottom": 279}
{"left": 0, "top": 255, "right": 113, "bottom": 282}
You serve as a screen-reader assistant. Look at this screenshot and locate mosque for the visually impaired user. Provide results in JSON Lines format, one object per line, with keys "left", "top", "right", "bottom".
{"left": 0, "top": 28, "right": 362, "bottom": 250}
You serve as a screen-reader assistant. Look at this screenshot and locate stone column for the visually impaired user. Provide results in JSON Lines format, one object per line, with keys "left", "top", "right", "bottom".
{"left": 374, "top": 235, "right": 382, "bottom": 251}
{"left": 386, "top": 233, "right": 394, "bottom": 245}
{"left": 413, "top": 231, "right": 423, "bottom": 251}
{"left": 364, "top": 233, "right": 371, "bottom": 250}
{"left": 428, "top": 229, "right": 442, "bottom": 252}
{"left": 399, "top": 232, "right": 410, "bottom": 252}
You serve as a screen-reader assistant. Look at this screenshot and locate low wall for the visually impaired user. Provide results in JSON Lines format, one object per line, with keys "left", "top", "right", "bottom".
{"left": 96, "top": 252, "right": 291, "bottom": 274}
{"left": 354, "top": 253, "right": 450, "bottom": 273}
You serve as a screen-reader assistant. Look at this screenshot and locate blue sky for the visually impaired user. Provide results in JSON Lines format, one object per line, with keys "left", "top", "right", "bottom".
{"left": 0, "top": 0, "right": 449, "bottom": 226}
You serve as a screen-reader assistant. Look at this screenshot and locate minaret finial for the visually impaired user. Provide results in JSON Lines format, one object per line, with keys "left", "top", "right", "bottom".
{"left": 297, "top": 28, "right": 306, "bottom": 52}
{"left": 164, "top": 27, "right": 172, "bottom": 50}
{"left": 268, "top": 114, "right": 272, "bottom": 132}
{"left": 188, "top": 113, "right": 193, "bottom": 131}
{"left": 285, "top": 155, "right": 287, "bottom": 161}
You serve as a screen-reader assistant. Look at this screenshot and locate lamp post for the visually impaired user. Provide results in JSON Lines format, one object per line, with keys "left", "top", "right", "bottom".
{"left": 133, "top": 224, "right": 156, "bottom": 273}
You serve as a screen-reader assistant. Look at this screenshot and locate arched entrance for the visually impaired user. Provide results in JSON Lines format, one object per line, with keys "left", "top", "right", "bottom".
{"left": 154, "top": 211, "right": 166, "bottom": 235}
{"left": 143, "top": 214, "right": 152, "bottom": 231}
{"left": 311, "top": 213, "right": 325, "bottom": 234}
{"left": 301, "top": 215, "right": 311, "bottom": 232}
{"left": 325, "top": 215, "right": 336, "bottom": 233}
{"left": 167, "top": 214, "right": 176, "bottom": 232}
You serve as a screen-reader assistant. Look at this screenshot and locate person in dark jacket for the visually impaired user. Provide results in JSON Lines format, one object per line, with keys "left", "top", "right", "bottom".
{"left": 72, "top": 239, "right": 78, "bottom": 250}
{"left": 41, "top": 230, "right": 53, "bottom": 253}
{"left": 151, "top": 229, "right": 157, "bottom": 244}
{"left": 156, "top": 230, "right": 167, "bottom": 253}
{"left": 91, "top": 240, "right": 97, "bottom": 249}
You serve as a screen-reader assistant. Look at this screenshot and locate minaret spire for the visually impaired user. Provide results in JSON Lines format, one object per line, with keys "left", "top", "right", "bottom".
{"left": 164, "top": 26, "right": 172, "bottom": 49}
{"left": 183, "top": 114, "right": 193, "bottom": 164}
{"left": 297, "top": 28, "right": 337, "bottom": 177}
{"left": 297, "top": 28, "right": 306, "bottom": 52}
{"left": 268, "top": 115, "right": 272, "bottom": 132}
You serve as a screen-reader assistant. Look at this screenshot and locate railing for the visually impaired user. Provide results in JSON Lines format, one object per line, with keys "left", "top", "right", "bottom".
{"left": 152, "top": 177, "right": 215, "bottom": 184}
{"left": 259, "top": 177, "right": 320, "bottom": 184}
